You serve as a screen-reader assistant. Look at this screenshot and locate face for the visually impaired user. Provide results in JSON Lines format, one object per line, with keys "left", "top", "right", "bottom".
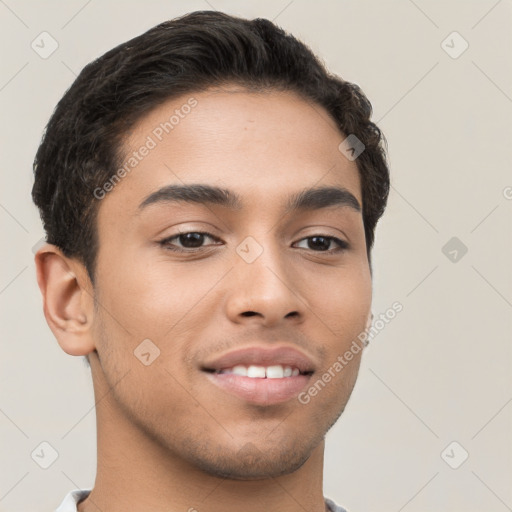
{"left": 90, "top": 86, "right": 372, "bottom": 479}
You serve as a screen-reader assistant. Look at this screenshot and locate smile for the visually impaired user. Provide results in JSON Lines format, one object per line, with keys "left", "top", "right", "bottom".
{"left": 208, "top": 364, "right": 308, "bottom": 378}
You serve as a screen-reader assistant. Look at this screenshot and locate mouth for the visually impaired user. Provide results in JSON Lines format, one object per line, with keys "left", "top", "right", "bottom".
{"left": 200, "top": 345, "right": 316, "bottom": 406}
{"left": 203, "top": 364, "right": 313, "bottom": 378}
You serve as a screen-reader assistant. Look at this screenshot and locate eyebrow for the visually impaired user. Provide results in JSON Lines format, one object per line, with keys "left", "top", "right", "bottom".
{"left": 138, "top": 183, "right": 361, "bottom": 213}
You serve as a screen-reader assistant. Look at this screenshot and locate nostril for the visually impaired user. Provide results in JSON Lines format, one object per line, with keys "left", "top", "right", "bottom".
{"left": 241, "top": 311, "right": 258, "bottom": 317}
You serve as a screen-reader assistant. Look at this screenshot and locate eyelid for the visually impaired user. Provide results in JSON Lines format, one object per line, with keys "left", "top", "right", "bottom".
{"left": 159, "top": 230, "right": 221, "bottom": 250}
{"left": 293, "top": 235, "right": 349, "bottom": 251}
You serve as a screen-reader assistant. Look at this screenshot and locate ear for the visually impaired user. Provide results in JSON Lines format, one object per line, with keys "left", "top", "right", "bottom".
{"left": 360, "top": 310, "right": 374, "bottom": 348}
{"left": 366, "top": 311, "right": 374, "bottom": 331}
{"left": 34, "top": 243, "right": 96, "bottom": 356}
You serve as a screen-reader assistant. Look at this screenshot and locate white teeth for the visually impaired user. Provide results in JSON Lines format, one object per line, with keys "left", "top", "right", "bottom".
{"left": 231, "top": 365, "right": 248, "bottom": 376}
{"left": 218, "top": 364, "right": 303, "bottom": 378}
{"left": 266, "top": 365, "right": 284, "bottom": 379}
{"left": 247, "top": 365, "right": 266, "bottom": 378}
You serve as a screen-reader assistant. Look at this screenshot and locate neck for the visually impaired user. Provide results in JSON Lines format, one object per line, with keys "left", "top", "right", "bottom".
{"left": 78, "top": 358, "right": 328, "bottom": 512}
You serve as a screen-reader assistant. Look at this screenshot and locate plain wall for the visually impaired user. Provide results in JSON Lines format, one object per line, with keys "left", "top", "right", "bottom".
{"left": 0, "top": 1, "right": 511, "bottom": 510}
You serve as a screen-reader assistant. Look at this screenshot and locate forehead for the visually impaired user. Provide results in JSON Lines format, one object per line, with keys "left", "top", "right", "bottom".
{"left": 99, "top": 87, "right": 362, "bottom": 218}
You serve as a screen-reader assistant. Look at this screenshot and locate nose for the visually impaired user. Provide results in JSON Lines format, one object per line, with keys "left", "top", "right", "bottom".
{"left": 223, "top": 241, "right": 306, "bottom": 328}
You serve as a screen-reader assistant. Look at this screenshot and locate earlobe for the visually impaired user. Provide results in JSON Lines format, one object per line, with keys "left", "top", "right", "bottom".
{"left": 361, "top": 311, "right": 374, "bottom": 348}
{"left": 35, "top": 244, "right": 96, "bottom": 356}
{"left": 366, "top": 311, "right": 374, "bottom": 331}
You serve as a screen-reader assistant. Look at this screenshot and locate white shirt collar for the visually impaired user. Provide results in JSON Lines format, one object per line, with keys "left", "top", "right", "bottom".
{"left": 55, "top": 489, "right": 91, "bottom": 511}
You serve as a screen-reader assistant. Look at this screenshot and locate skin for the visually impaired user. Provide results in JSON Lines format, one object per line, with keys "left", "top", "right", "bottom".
{"left": 36, "top": 86, "right": 372, "bottom": 512}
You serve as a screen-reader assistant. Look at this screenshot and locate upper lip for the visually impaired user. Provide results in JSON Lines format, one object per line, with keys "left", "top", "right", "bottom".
{"left": 201, "top": 345, "right": 317, "bottom": 374}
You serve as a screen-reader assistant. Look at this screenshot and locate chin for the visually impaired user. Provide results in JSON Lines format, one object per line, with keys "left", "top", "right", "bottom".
{"left": 179, "top": 434, "right": 318, "bottom": 481}
{"left": 195, "top": 447, "right": 312, "bottom": 480}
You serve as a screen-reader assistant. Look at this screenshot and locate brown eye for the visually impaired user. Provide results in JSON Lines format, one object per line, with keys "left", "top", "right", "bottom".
{"left": 159, "top": 231, "right": 221, "bottom": 252}
{"left": 294, "top": 235, "right": 348, "bottom": 252}
{"left": 176, "top": 232, "right": 206, "bottom": 248}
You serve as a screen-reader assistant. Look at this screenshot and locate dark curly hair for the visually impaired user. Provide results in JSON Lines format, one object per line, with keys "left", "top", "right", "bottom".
{"left": 32, "top": 10, "right": 390, "bottom": 282}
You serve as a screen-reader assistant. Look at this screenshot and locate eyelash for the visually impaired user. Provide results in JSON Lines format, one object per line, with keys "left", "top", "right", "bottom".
{"left": 158, "top": 231, "right": 349, "bottom": 254}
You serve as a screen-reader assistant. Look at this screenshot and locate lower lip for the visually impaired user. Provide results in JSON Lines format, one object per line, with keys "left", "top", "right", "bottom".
{"left": 204, "top": 372, "right": 312, "bottom": 405}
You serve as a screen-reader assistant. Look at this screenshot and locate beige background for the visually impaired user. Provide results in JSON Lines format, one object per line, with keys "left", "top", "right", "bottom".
{"left": 1, "top": 0, "right": 511, "bottom": 510}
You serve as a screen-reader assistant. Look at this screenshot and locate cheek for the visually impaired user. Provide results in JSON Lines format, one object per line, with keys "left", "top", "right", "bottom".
{"left": 96, "top": 252, "right": 221, "bottom": 339}
{"left": 306, "top": 264, "right": 372, "bottom": 340}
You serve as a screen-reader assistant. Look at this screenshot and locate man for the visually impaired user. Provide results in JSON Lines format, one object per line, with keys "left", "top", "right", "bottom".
{"left": 32, "top": 10, "right": 389, "bottom": 512}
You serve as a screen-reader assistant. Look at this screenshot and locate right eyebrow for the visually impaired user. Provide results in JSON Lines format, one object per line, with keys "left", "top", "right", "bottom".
{"left": 138, "top": 184, "right": 243, "bottom": 211}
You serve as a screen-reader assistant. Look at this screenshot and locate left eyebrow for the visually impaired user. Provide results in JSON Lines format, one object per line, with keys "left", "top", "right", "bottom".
{"left": 285, "top": 186, "right": 361, "bottom": 213}
{"left": 138, "top": 183, "right": 361, "bottom": 213}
